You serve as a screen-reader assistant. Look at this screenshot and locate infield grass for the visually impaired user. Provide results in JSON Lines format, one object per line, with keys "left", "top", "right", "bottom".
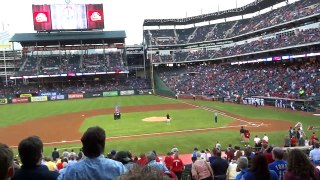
{"left": 79, "top": 109, "right": 233, "bottom": 136}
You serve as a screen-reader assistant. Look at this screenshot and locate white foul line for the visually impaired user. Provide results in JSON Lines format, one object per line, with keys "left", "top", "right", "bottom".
{"left": 158, "top": 95, "right": 256, "bottom": 126}
{"left": 10, "top": 123, "right": 271, "bottom": 148}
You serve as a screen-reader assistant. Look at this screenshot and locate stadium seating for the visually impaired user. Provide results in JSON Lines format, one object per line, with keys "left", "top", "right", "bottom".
{"left": 157, "top": 58, "right": 320, "bottom": 99}
{"left": 61, "top": 77, "right": 150, "bottom": 94}
{"left": 39, "top": 55, "right": 62, "bottom": 75}
{"left": 20, "top": 56, "right": 39, "bottom": 75}
{"left": 144, "top": 0, "right": 320, "bottom": 45}
{"left": 14, "top": 51, "right": 128, "bottom": 76}
{"left": 156, "top": 28, "right": 320, "bottom": 63}
{"left": 60, "top": 54, "right": 81, "bottom": 73}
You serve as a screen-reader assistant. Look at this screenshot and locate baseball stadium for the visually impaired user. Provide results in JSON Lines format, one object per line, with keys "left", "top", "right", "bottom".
{"left": 0, "top": 0, "right": 320, "bottom": 179}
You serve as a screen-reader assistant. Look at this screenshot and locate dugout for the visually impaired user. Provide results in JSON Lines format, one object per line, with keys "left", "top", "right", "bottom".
{"left": 252, "top": 96, "right": 315, "bottom": 112}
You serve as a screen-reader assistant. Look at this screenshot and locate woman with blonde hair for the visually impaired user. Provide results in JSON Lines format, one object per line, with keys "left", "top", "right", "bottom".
{"left": 284, "top": 149, "right": 320, "bottom": 180}
{"left": 172, "top": 153, "right": 184, "bottom": 180}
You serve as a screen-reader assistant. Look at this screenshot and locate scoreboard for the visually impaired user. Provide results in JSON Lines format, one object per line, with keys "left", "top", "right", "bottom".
{"left": 32, "top": 4, "right": 104, "bottom": 31}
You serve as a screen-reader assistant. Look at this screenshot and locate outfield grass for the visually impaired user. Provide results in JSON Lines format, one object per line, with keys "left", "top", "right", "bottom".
{"left": 0, "top": 95, "right": 177, "bottom": 127}
{"left": 79, "top": 109, "right": 233, "bottom": 136}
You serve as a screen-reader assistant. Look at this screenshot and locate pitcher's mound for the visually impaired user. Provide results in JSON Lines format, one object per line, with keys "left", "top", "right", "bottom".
{"left": 142, "top": 117, "right": 167, "bottom": 122}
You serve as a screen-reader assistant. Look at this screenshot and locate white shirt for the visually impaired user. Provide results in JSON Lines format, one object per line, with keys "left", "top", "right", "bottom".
{"left": 200, "top": 153, "right": 207, "bottom": 160}
{"left": 305, "top": 139, "right": 310, "bottom": 146}
{"left": 216, "top": 143, "right": 221, "bottom": 150}
{"left": 254, "top": 137, "right": 261, "bottom": 144}
{"left": 206, "top": 153, "right": 211, "bottom": 161}
{"left": 227, "top": 161, "right": 240, "bottom": 180}
{"left": 263, "top": 135, "right": 269, "bottom": 143}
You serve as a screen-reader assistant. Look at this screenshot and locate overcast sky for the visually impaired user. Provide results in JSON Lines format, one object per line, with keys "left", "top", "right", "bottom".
{"left": 0, "top": 0, "right": 297, "bottom": 45}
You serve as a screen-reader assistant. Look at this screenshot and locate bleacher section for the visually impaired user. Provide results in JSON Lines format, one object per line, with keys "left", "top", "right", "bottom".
{"left": 144, "top": 0, "right": 320, "bottom": 45}
{"left": 156, "top": 28, "right": 320, "bottom": 63}
{"left": 157, "top": 58, "right": 320, "bottom": 99}
{"left": 14, "top": 52, "right": 128, "bottom": 76}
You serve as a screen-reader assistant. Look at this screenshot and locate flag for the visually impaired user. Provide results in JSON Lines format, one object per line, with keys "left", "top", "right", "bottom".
{"left": 115, "top": 102, "right": 120, "bottom": 112}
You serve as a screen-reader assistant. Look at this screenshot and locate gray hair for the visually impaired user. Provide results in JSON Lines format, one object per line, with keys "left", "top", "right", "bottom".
{"left": 146, "top": 151, "right": 156, "bottom": 162}
{"left": 196, "top": 151, "right": 201, "bottom": 158}
{"left": 237, "top": 157, "right": 248, "bottom": 170}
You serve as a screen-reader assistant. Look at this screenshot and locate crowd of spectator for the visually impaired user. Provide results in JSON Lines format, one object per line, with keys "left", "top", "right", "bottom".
{"left": 156, "top": 28, "right": 320, "bottom": 63}
{"left": 215, "top": 28, "right": 320, "bottom": 59}
{"left": 2, "top": 125, "right": 320, "bottom": 180}
{"left": 61, "top": 77, "right": 150, "bottom": 94}
{"left": 145, "top": 0, "right": 320, "bottom": 45}
{"left": 158, "top": 58, "right": 320, "bottom": 99}
{"left": 0, "top": 76, "right": 150, "bottom": 96}
{"left": 16, "top": 52, "right": 128, "bottom": 76}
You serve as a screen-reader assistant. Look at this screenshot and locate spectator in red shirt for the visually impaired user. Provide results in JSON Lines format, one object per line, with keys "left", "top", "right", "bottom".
{"left": 164, "top": 152, "right": 174, "bottom": 170}
{"left": 264, "top": 146, "right": 274, "bottom": 164}
{"left": 56, "top": 158, "right": 65, "bottom": 170}
{"left": 244, "top": 130, "right": 251, "bottom": 145}
{"left": 136, "top": 153, "right": 148, "bottom": 166}
{"left": 226, "top": 145, "right": 234, "bottom": 162}
{"left": 172, "top": 153, "right": 184, "bottom": 180}
{"left": 291, "top": 136, "right": 297, "bottom": 147}
{"left": 311, "top": 132, "right": 317, "bottom": 145}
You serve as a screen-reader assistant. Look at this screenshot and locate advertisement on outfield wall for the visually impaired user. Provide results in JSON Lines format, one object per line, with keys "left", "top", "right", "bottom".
{"left": 120, "top": 90, "right": 135, "bottom": 96}
{"left": 12, "top": 98, "right": 29, "bottom": 104}
{"left": 50, "top": 95, "right": 65, "bottom": 101}
{"left": 137, "top": 89, "right": 153, "bottom": 95}
{"left": 40, "top": 92, "right": 59, "bottom": 96}
{"left": 31, "top": 96, "right": 48, "bottom": 102}
{"left": 68, "top": 93, "right": 84, "bottom": 99}
{"left": 103, "top": 91, "right": 118, "bottom": 97}
{"left": 20, "top": 94, "right": 33, "bottom": 98}
{"left": 84, "top": 93, "right": 102, "bottom": 98}
{"left": 0, "top": 99, "right": 8, "bottom": 105}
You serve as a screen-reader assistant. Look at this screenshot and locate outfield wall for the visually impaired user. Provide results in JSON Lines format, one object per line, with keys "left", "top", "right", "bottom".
{"left": 177, "top": 94, "right": 316, "bottom": 112}
{"left": 0, "top": 89, "right": 153, "bottom": 105}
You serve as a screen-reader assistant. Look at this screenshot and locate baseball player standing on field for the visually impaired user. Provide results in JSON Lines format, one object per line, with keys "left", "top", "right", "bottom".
{"left": 214, "top": 112, "right": 218, "bottom": 123}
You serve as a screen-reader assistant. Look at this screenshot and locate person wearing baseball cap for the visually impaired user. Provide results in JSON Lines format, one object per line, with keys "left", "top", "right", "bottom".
{"left": 115, "top": 151, "right": 135, "bottom": 170}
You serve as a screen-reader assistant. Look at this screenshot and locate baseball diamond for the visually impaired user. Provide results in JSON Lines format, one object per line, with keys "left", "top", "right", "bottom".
{"left": 0, "top": 95, "right": 317, "bottom": 156}
{"left": 1, "top": 0, "right": 320, "bottom": 179}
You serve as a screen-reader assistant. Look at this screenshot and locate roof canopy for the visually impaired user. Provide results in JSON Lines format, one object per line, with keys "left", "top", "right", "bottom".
{"left": 10, "top": 31, "right": 126, "bottom": 47}
{"left": 143, "top": 0, "right": 286, "bottom": 26}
